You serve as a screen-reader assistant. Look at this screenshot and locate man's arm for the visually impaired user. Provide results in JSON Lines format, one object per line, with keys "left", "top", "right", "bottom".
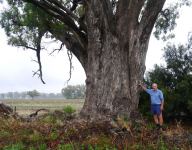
{"left": 138, "top": 83, "right": 147, "bottom": 91}
{"left": 160, "top": 101, "right": 164, "bottom": 111}
{"left": 160, "top": 91, "right": 164, "bottom": 111}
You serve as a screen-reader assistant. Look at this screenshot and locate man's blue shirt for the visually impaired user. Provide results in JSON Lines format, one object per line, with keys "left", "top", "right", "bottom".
{"left": 146, "top": 89, "right": 164, "bottom": 104}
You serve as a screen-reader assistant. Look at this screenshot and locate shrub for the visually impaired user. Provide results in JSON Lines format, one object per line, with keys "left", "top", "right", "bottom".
{"left": 63, "top": 105, "right": 76, "bottom": 116}
{"left": 41, "top": 114, "right": 57, "bottom": 124}
{"left": 38, "top": 143, "right": 47, "bottom": 150}
{"left": 57, "top": 144, "right": 74, "bottom": 150}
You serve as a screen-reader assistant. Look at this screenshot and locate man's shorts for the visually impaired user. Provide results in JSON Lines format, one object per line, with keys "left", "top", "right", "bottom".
{"left": 151, "top": 104, "right": 162, "bottom": 115}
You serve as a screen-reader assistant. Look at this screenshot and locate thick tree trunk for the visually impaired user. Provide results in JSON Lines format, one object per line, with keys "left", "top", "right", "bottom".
{"left": 80, "top": 1, "right": 151, "bottom": 119}
{"left": 81, "top": 36, "right": 149, "bottom": 118}
{"left": 25, "top": 0, "right": 166, "bottom": 119}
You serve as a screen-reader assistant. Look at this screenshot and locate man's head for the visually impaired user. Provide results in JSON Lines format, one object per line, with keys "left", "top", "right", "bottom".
{"left": 152, "top": 83, "right": 158, "bottom": 91}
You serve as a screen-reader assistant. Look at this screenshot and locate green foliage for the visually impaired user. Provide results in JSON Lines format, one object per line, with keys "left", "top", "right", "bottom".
{"left": 139, "top": 36, "right": 192, "bottom": 120}
{"left": 27, "top": 90, "right": 40, "bottom": 99}
{"left": 146, "top": 122, "right": 156, "bottom": 130}
{"left": 131, "top": 144, "right": 143, "bottom": 150}
{"left": 0, "top": 0, "right": 190, "bottom": 53}
{"left": 57, "top": 144, "right": 117, "bottom": 150}
{"left": 0, "top": 131, "right": 11, "bottom": 138}
{"left": 41, "top": 114, "right": 57, "bottom": 124}
{"left": 3, "top": 142, "right": 25, "bottom": 150}
{"left": 63, "top": 105, "right": 76, "bottom": 115}
{"left": 0, "top": 0, "right": 71, "bottom": 52}
{"left": 38, "top": 143, "right": 47, "bottom": 150}
{"left": 154, "top": 0, "right": 191, "bottom": 41}
{"left": 57, "top": 144, "right": 74, "bottom": 150}
{"left": 157, "top": 138, "right": 168, "bottom": 150}
{"left": 61, "top": 85, "right": 86, "bottom": 99}
{"left": 0, "top": 1, "right": 57, "bottom": 47}
{"left": 29, "top": 131, "right": 44, "bottom": 142}
{"left": 29, "top": 147, "right": 36, "bottom": 150}
{"left": 49, "top": 130, "right": 59, "bottom": 140}
{"left": 0, "top": 115, "right": 191, "bottom": 149}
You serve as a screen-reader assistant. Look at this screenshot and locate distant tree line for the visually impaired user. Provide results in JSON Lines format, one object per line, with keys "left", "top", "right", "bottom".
{"left": 0, "top": 90, "right": 63, "bottom": 100}
{"left": 27, "top": 90, "right": 40, "bottom": 99}
{"left": 139, "top": 36, "right": 192, "bottom": 121}
{"left": 0, "top": 85, "right": 86, "bottom": 100}
{"left": 61, "top": 85, "right": 85, "bottom": 99}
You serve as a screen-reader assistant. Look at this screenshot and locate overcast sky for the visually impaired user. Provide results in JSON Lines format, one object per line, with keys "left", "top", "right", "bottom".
{"left": 0, "top": 1, "right": 192, "bottom": 93}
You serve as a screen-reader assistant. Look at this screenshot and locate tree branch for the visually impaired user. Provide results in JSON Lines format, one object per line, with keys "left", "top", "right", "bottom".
{"left": 99, "top": 0, "right": 116, "bottom": 33}
{"left": 16, "top": 45, "right": 37, "bottom": 51}
{"left": 23, "top": 0, "right": 87, "bottom": 47}
{"left": 46, "top": 0, "right": 79, "bottom": 21}
{"left": 35, "top": 31, "right": 46, "bottom": 84}
{"left": 116, "top": 0, "right": 146, "bottom": 35}
{"left": 49, "top": 42, "right": 64, "bottom": 56}
{"left": 47, "top": 22, "right": 88, "bottom": 72}
{"left": 67, "top": 49, "right": 73, "bottom": 82}
{"left": 139, "top": 0, "right": 166, "bottom": 42}
{"left": 116, "top": 0, "right": 146, "bottom": 22}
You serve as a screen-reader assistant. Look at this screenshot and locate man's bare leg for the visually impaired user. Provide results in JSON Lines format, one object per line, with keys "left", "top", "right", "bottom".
{"left": 158, "top": 113, "right": 163, "bottom": 126}
{"left": 153, "top": 115, "right": 159, "bottom": 124}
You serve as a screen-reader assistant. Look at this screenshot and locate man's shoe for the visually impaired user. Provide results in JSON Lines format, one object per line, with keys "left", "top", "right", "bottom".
{"left": 156, "top": 124, "right": 160, "bottom": 130}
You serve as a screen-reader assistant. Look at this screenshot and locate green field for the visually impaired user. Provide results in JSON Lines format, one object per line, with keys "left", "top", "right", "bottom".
{"left": 2, "top": 99, "right": 84, "bottom": 116}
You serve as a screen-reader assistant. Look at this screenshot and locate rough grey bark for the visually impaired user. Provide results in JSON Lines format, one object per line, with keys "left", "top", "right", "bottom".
{"left": 23, "top": 0, "right": 166, "bottom": 118}
{"left": 80, "top": 0, "right": 166, "bottom": 118}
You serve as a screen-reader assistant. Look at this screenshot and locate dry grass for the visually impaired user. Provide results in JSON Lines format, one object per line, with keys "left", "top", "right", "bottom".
{"left": 0, "top": 114, "right": 192, "bottom": 150}
{"left": 3, "top": 99, "right": 84, "bottom": 116}
{"left": 0, "top": 99, "right": 192, "bottom": 149}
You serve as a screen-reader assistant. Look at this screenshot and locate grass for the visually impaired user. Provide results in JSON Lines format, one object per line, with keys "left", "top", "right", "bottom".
{"left": 2, "top": 99, "right": 84, "bottom": 116}
{"left": 0, "top": 99, "right": 192, "bottom": 149}
{"left": 1, "top": 113, "right": 191, "bottom": 149}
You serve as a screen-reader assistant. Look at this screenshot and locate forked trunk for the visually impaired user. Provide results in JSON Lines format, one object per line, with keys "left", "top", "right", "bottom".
{"left": 40, "top": 0, "right": 166, "bottom": 119}
{"left": 80, "top": 1, "right": 151, "bottom": 118}
{"left": 81, "top": 35, "right": 149, "bottom": 118}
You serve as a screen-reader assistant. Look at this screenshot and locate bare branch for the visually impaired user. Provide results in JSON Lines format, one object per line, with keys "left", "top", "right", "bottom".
{"left": 28, "top": 31, "right": 46, "bottom": 84}
{"left": 31, "top": 59, "right": 38, "bottom": 63}
{"left": 29, "top": 109, "right": 49, "bottom": 118}
{"left": 67, "top": 49, "right": 74, "bottom": 82}
{"left": 32, "top": 70, "right": 40, "bottom": 76}
{"left": 35, "top": 33, "right": 46, "bottom": 84}
{"left": 32, "top": 67, "right": 45, "bottom": 84}
{"left": 49, "top": 42, "right": 64, "bottom": 55}
{"left": 16, "top": 44, "right": 37, "bottom": 51}
{"left": 48, "top": 26, "right": 88, "bottom": 71}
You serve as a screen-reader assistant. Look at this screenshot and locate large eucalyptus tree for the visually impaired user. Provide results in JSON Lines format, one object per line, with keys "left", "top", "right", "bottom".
{"left": 0, "top": 0, "right": 190, "bottom": 118}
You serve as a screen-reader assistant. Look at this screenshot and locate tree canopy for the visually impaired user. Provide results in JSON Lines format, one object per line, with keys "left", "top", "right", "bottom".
{"left": 61, "top": 85, "right": 85, "bottom": 99}
{"left": 0, "top": 0, "right": 191, "bottom": 83}
{"left": 27, "top": 89, "right": 40, "bottom": 99}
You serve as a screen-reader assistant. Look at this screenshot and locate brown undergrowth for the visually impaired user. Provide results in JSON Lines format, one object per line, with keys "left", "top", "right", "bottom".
{"left": 0, "top": 111, "right": 192, "bottom": 150}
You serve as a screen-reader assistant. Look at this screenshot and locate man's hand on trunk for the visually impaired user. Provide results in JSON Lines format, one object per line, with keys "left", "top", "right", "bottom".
{"left": 138, "top": 82, "right": 147, "bottom": 91}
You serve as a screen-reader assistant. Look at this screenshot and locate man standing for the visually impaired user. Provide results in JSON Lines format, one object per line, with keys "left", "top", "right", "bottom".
{"left": 139, "top": 83, "right": 164, "bottom": 130}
